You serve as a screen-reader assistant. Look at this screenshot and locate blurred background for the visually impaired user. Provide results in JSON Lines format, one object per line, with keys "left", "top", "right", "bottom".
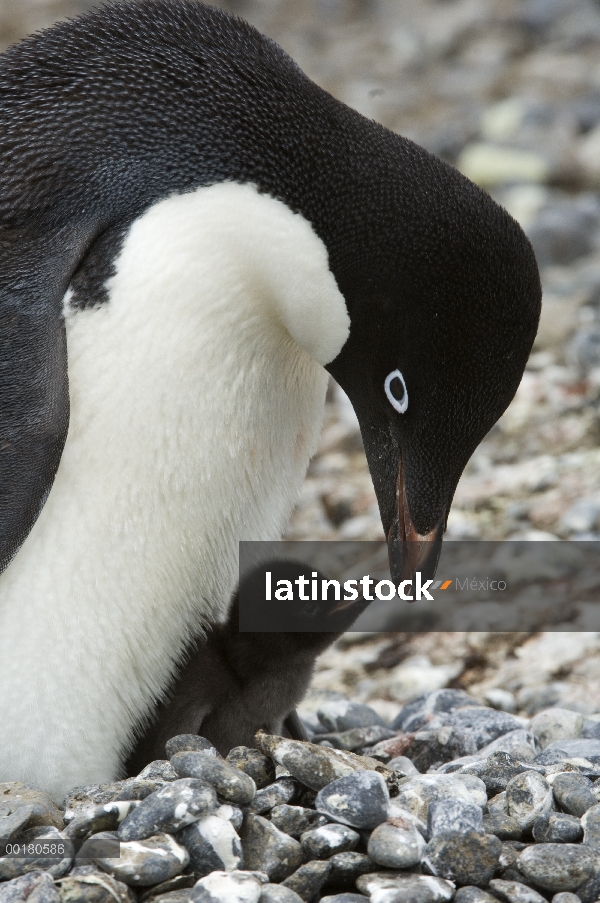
{"left": 5, "top": 0, "right": 600, "bottom": 717}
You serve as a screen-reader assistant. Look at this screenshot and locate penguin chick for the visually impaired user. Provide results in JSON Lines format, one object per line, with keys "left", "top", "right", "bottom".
{"left": 125, "top": 560, "right": 368, "bottom": 772}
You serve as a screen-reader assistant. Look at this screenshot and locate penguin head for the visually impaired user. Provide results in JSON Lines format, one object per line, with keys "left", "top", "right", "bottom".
{"left": 325, "top": 151, "right": 541, "bottom": 582}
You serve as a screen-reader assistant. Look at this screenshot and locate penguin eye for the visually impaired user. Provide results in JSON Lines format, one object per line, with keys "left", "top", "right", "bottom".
{"left": 384, "top": 370, "right": 408, "bottom": 414}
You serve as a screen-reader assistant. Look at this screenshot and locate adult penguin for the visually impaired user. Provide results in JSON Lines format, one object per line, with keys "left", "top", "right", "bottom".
{"left": 0, "top": 0, "right": 541, "bottom": 801}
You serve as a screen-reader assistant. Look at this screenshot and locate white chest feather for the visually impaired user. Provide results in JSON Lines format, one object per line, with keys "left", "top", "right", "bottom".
{"left": 0, "top": 183, "right": 349, "bottom": 801}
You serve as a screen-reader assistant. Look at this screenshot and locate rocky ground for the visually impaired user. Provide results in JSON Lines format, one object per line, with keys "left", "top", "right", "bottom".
{"left": 3, "top": 0, "right": 600, "bottom": 900}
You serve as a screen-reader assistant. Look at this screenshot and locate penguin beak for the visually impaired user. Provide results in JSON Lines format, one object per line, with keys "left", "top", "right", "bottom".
{"left": 387, "top": 458, "right": 444, "bottom": 585}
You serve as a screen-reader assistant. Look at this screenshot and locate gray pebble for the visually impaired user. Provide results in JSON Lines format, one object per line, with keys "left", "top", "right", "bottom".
{"left": 387, "top": 756, "right": 419, "bottom": 776}
{"left": 325, "top": 852, "right": 377, "bottom": 887}
{"left": 367, "top": 816, "right": 425, "bottom": 868}
{"left": 478, "top": 730, "right": 538, "bottom": 763}
{"left": 148, "top": 893, "right": 192, "bottom": 903}
{"left": 454, "top": 888, "right": 501, "bottom": 903}
{"left": 552, "top": 773, "right": 596, "bottom": 817}
{"left": 118, "top": 779, "right": 216, "bottom": 841}
{"left": 482, "top": 811, "right": 523, "bottom": 840}
{"left": 551, "top": 895, "right": 583, "bottom": 903}
{"left": 422, "top": 829, "right": 502, "bottom": 886}
{"left": 0, "top": 826, "right": 73, "bottom": 881}
{"left": 581, "top": 802, "right": 600, "bottom": 846}
{"left": 0, "top": 783, "right": 63, "bottom": 830}
{"left": 318, "top": 725, "right": 396, "bottom": 752}
{"left": 394, "top": 774, "right": 487, "bottom": 822}
{"left": 94, "top": 831, "right": 189, "bottom": 887}
{"left": 577, "top": 869, "right": 600, "bottom": 903}
{"left": 0, "top": 807, "right": 34, "bottom": 843}
{"left": 241, "top": 814, "right": 302, "bottom": 881}
{"left": 248, "top": 779, "right": 297, "bottom": 815}
{"left": 165, "top": 736, "right": 218, "bottom": 758}
{"left": 392, "top": 690, "right": 480, "bottom": 733}
{"left": 489, "top": 878, "right": 547, "bottom": 902}
{"left": 530, "top": 709, "right": 584, "bottom": 750}
{"left": 407, "top": 727, "right": 478, "bottom": 772}
{"left": 427, "top": 797, "right": 484, "bottom": 838}
{"left": 139, "top": 875, "right": 195, "bottom": 901}
{"left": 65, "top": 801, "right": 141, "bottom": 844}
{"left": 506, "top": 771, "right": 553, "bottom": 830}
{"left": 190, "top": 870, "right": 267, "bottom": 903}
{"left": 112, "top": 779, "right": 168, "bottom": 803}
{"left": 320, "top": 896, "right": 368, "bottom": 903}
{"left": 317, "top": 701, "right": 385, "bottom": 732}
{"left": 300, "top": 823, "right": 359, "bottom": 859}
{"left": 282, "top": 860, "right": 332, "bottom": 900}
{"left": 356, "top": 871, "right": 455, "bottom": 902}
{"left": 0, "top": 871, "right": 60, "bottom": 903}
{"left": 259, "top": 886, "right": 305, "bottom": 903}
{"left": 315, "top": 770, "right": 389, "bottom": 829}
{"left": 57, "top": 864, "right": 136, "bottom": 902}
{"left": 136, "top": 761, "right": 179, "bottom": 782}
{"left": 533, "top": 812, "right": 583, "bottom": 843}
{"left": 226, "top": 748, "right": 275, "bottom": 789}
{"left": 179, "top": 813, "right": 243, "bottom": 876}
{"left": 518, "top": 843, "right": 597, "bottom": 892}
{"left": 536, "top": 739, "right": 600, "bottom": 768}
{"left": 443, "top": 708, "right": 522, "bottom": 750}
{"left": 461, "top": 752, "right": 530, "bottom": 796}
{"left": 270, "top": 805, "right": 328, "bottom": 839}
{"left": 170, "top": 753, "right": 256, "bottom": 805}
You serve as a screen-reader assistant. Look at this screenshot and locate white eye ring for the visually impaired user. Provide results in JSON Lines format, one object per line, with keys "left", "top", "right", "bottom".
{"left": 385, "top": 369, "right": 408, "bottom": 414}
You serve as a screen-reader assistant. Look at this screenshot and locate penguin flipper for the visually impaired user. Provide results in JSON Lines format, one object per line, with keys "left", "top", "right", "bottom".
{"left": 0, "top": 290, "right": 70, "bottom": 574}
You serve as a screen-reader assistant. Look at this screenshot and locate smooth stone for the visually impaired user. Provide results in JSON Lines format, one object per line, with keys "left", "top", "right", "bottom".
{"left": 248, "top": 780, "right": 297, "bottom": 815}
{"left": 315, "top": 771, "right": 389, "bottom": 829}
{"left": 325, "top": 725, "right": 397, "bottom": 753}
{"left": 387, "top": 799, "right": 428, "bottom": 836}
{"left": 259, "top": 886, "right": 304, "bottom": 903}
{"left": 170, "top": 753, "right": 256, "bottom": 805}
{"left": 484, "top": 690, "right": 517, "bottom": 714}
{"left": 137, "top": 761, "right": 179, "bottom": 782}
{"left": 530, "top": 710, "right": 584, "bottom": 750}
{"left": 518, "top": 843, "right": 597, "bottom": 892}
{"left": 482, "top": 812, "right": 523, "bottom": 840}
{"left": 552, "top": 773, "right": 596, "bottom": 817}
{"left": 320, "top": 896, "right": 368, "bottom": 903}
{"left": 94, "top": 832, "right": 189, "bottom": 887}
{"left": 282, "top": 860, "right": 332, "bottom": 900}
{"left": 65, "top": 801, "right": 141, "bottom": 842}
{"left": 489, "top": 878, "right": 547, "bottom": 902}
{"left": 581, "top": 802, "right": 600, "bottom": 846}
{"left": 241, "top": 815, "right": 302, "bottom": 882}
{"left": 551, "top": 895, "right": 583, "bottom": 903}
{"left": 57, "top": 864, "right": 136, "bottom": 902}
{"left": 367, "top": 817, "right": 425, "bottom": 868}
{"left": 118, "top": 779, "right": 216, "bottom": 840}
{"left": 387, "top": 757, "right": 419, "bottom": 776}
{"left": 215, "top": 804, "right": 243, "bottom": 832}
{"left": 0, "top": 826, "right": 72, "bottom": 880}
{"left": 139, "top": 874, "right": 195, "bottom": 900}
{"left": 0, "top": 807, "right": 35, "bottom": 842}
{"left": 577, "top": 869, "right": 600, "bottom": 903}
{"left": 179, "top": 813, "right": 243, "bottom": 876}
{"left": 270, "top": 805, "right": 328, "bottom": 839}
{"left": 478, "top": 730, "right": 538, "bottom": 763}
{"left": 0, "top": 871, "right": 61, "bottom": 903}
{"left": 460, "top": 752, "right": 530, "bottom": 796}
{"left": 0, "top": 784, "right": 63, "bottom": 830}
{"left": 422, "top": 829, "right": 502, "bottom": 886}
{"left": 407, "top": 728, "right": 478, "bottom": 772}
{"left": 506, "top": 772, "right": 553, "bottom": 830}
{"left": 63, "top": 781, "right": 161, "bottom": 817}
{"left": 254, "top": 734, "right": 393, "bottom": 794}
{"left": 317, "top": 702, "right": 385, "bottom": 732}
{"left": 454, "top": 888, "right": 501, "bottom": 903}
{"left": 356, "top": 871, "right": 455, "bottom": 903}
{"left": 444, "top": 709, "right": 523, "bottom": 750}
{"left": 227, "top": 748, "right": 275, "bottom": 790}
{"left": 149, "top": 893, "right": 192, "bottom": 903}
{"left": 537, "top": 739, "right": 600, "bottom": 767}
{"left": 392, "top": 690, "right": 481, "bottom": 733}
{"left": 427, "top": 798, "right": 483, "bottom": 838}
{"left": 533, "top": 813, "right": 583, "bottom": 843}
{"left": 165, "top": 736, "right": 218, "bottom": 758}
{"left": 190, "top": 870, "right": 267, "bottom": 903}
{"left": 112, "top": 779, "right": 167, "bottom": 803}
{"left": 300, "top": 824, "right": 359, "bottom": 860}
{"left": 325, "top": 852, "right": 377, "bottom": 887}
{"left": 394, "top": 774, "right": 487, "bottom": 822}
